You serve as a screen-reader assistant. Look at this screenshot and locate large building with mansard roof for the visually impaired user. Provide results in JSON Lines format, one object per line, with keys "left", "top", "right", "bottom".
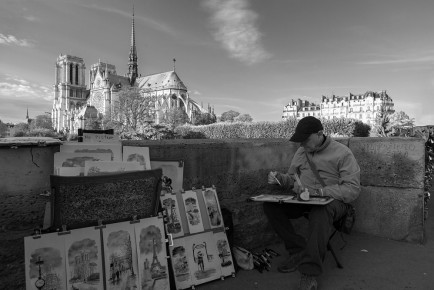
{"left": 51, "top": 9, "right": 209, "bottom": 133}
{"left": 282, "top": 90, "right": 395, "bottom": 125}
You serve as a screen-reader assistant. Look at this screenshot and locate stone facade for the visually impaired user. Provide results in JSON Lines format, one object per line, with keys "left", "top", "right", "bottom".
{"left": 282, "top": 90, "right": 395, "bottom": 125}
{"left": 51, "top": 10, "right": 210, "bottom": 134}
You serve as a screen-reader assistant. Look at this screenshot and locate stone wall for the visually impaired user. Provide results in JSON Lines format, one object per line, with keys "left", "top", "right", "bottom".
{"left": 0, "top": 137, "right": 425, "bottom": 289}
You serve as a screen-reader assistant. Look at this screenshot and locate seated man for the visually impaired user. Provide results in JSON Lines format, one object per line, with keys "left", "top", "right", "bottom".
{"left": 264, "top": 116, "right": 361, "bottom": 290}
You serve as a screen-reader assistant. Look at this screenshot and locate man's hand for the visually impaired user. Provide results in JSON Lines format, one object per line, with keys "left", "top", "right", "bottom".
{"left": 268, "top": 171, "right": 281, "bottom": 185}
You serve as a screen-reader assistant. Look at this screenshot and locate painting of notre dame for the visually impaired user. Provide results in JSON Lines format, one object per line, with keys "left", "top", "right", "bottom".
{"left": 182, "top": 191, "right": 204, "bottom": 234}
{"left": 160, "top": 194, "right": 184, "bottom": 238}
{"left": 169, "top": 238, "right": 192, "bottom": 290}
{"left": 213, "top": 231, "right": 235, "bottom": 277}
{"left": 202, "top": 188, "right": 223, "bottom": 229}
{"left": 65, "top": 227, "right": 104, "bottom": 290}
{"left": 25, "top": 232, "right": 67, "bottom": 290}
{"left": 103, "top": 222, "right": 139, "bottom": 290}
{"left": 134, "top": 216, "right": 170, "bottom": 290}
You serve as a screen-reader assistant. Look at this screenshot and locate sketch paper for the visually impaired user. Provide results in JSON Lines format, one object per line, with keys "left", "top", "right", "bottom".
{"left": 213, "top": 231, "right": 235, "bottom": 277}
{"left": 65, "top": 227, "right": 104, "bottom": 290}
{"left": 56, "top": 167, "right": 82, "bottom": 176}
{"left": 160, "top": 195, "right": 185, "bottom": 238}
{"left": 83, "top": 133, "right": 120, "bottom": 143}
{"left": 103, "top": 221, "right": 139, "bottom": 290}
{"left": 24, "top": 232, "right": 67, "bottom": 290}
{"left": 123, "top": 146, "right": 151, "bottom": 170}
{"left": 60, "top": 143, "right": 122, "bottom": 162}
{"left": 182, "top": 191, "right": 205, "bottom": 234}
{"left": 54, "top": 152, "right": 112, "bottom": 175}
{"left": 169, "top": 238, "right": 192, "bottom": 290}
{"left": 134, "top": 217, "right": 170, "bottom": 290}
{"left": 185, "top": 232, "right": 222, "bottom": 286}
{"left": 84, "top": 161, "right": 144, "bottom": 176}
{"left": 150, "top": 161, "right": 183, "bottom": 192}
{"left": 202, "top": 188, "right": 223, "bottom": 229}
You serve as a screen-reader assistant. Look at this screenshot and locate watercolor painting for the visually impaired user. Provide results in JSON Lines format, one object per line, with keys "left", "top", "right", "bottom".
{"left": 24, "top": 232, "right": 67, "bottom": 290}
{"left": 134, "top": 217, "right": 170, "bottom": 290}
{"left": 103, "top": 222, "right": 139, "bottom": 290}
{"left": 60, "top": 143, "right": 122, "bottom": 162}
{"left": 160, "top": 195, "right": 184, "bottom": 238}
{"left": 185, "top": 232, "right": 222, "bottom": 286}
{"left": 169, "top": 238, "right": 191, "bottom": 290}
{"left": 123, "top": 146, "right": 151, "bottom": 170}
{"left": 182, "top": 191, "right": 204, "bottom": 234}
{"left": 65, "top": 227, "right": 104, "bottom": 290}
{"left": 150, "top": 161, "right": 183, "bottom": 193}
{"left": 56, "top": 167, "right": 82, "bottom": 177}
{"left": 54, "top": 152, "right": 112, "bottom": 175}
{"left": 213, "top": 231, "right": 235, "bottom": 277}
{"left": 202, "top": 188, "right": 223, "bottom": 229}
{"left": 84, "top": 161, "right": 143, "bottom": 176}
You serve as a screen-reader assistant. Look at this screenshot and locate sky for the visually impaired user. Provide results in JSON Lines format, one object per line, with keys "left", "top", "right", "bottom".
{"left": 1, "top": 0, "right": 434, "bottom": 125}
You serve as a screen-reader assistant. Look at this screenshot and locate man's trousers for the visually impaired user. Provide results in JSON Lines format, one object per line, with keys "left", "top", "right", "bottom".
{"left": 263, "top": 200, "right": 348, "bottom": 276}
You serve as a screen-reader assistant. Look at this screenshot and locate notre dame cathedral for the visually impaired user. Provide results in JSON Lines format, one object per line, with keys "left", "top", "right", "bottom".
{"left": 51, "top": 9, "right": 211, "bottom": 133}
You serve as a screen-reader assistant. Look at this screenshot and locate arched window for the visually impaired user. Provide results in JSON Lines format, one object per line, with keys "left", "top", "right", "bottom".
{"left": 75, "top": 64, "right": 79, "bottom": 85}
{"left": 69, "top": 63, "right": 73, "bottom": 84}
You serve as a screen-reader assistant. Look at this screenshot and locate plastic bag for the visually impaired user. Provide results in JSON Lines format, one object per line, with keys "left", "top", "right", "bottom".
{"left": 232, "top": 246, "right": 254, "bottom": 270}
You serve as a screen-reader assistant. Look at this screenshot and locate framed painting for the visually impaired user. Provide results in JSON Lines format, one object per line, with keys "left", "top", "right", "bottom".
{"left": 56, "top": 167, "right": 82, "bottom": 177}
{"left": 54, "top": 152, "right": 112, "bottom": 175}
{"left": 60, "top": 143, "right": 122, "bottom": 162}
{"left": 160, "top": 194, "right": 185, "bottom": 238}
{"left": 212, "top": 231, "right": 235, "bottom": 277}
{"left": 150, "top": 160, "right": 184, "bottom": 193}
{"left": 185, "top": 232, "right": 222, "bottom": 286}
{"left": 169, "top": 237, "right": 192, "bottom": 290}
{"left": 123, "top": 146, "right": 151, "bottom": 170}
{"left": 84, "top": 161, "right": 144, "bottom": 176}
{"left": 134, "top": 216, "right": 170, "bottom": 290}
{"left": 182, "top": 191, "right": 205, "bottom": 235}
{"left": 201, "top": 188, "right": 223, "bottom": 229}
{"left": 102, "top": 221, "right": 139, "bottom": 290}
{"left": 24, "top": 232, "right": 67, "bottom": 290}
{"left": 65, "top": 227, "right": 104, "bottom": 290}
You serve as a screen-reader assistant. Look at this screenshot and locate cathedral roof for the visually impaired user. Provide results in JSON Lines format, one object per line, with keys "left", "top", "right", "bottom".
{"left": 106, "top": 74, "right": 131, "bottom": 90}
{"left": 136, "top": 71, "right": 187, "bottom": 92}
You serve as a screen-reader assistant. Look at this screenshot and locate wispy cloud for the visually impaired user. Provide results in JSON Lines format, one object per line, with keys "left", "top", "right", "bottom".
{"left": 0, "top": 34, "right": 33, "bottom": 47}
{"left": 24, "top": 15, "right": 39, "bottom": 22}
{"left": 0, "top": 74, "right": 52, "bottom": 101}
{"left": 74, "top": 3, "right": 177, "bottom": 37}
{"left": 356, "top": 51, "right": 434, "bottom": 66}
{"left": 202, "top": 0, "right": 271, "bottom": 65}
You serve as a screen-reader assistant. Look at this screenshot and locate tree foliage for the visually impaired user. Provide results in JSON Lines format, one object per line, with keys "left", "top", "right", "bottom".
{"left": 0, "top": 120, "right": 8, "bottom": 137}
{"left": 235, "top": 113, "right": 253, "bottom": 122}
{"left": 372, "top": 110, "right": 415, "bottom": 137}
{"left": 109, "top": 87, "right": 155, "bottom": 134}
{"left": 29, "top": 114, "right": 52, "bottom": 130}
{"left": 161, "top": 107, "right": 189, "bottom": 130}
{"left": 220, "top": 110, "right": 240, "bottom": 122}
{"left": 193, "top": 112, "right": 217, "bottom": 125}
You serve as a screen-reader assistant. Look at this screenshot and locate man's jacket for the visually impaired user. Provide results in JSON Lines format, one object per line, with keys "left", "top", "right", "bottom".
{"left": 277, "top": 137, "right": 361, "bottom": 203}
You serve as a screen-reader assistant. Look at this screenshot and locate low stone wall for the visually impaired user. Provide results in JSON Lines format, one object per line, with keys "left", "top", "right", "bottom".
{"left": 0, "top": 137, "right": 426, "bottom": 289}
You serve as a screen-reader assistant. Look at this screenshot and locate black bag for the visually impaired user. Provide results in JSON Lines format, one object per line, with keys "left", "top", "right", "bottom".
{"left": 338, "top": 204, "right": 356, "bottom": 234}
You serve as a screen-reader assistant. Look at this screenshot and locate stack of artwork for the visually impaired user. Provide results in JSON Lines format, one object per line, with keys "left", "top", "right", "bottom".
{"left": 54, "top": 142, "right": 152, "bottom": 176}
{"left": 25, "top": 216, "right": 170, "bottom": 290}
{"left": 162, "top": 187, "right": 235, "bottom": 290}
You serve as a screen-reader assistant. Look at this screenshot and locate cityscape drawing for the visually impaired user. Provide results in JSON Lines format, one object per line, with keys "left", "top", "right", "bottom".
{"left": 182, "top": 191, "right": 205, "bottom": 234}
{"left": 160, "top": 195, "right": 184, "bottom": 238}
{"left": 123, "top": 146, "right": 151, "bottom": 170}
{"left": 169, "top": 238, "right": 191, "bottom": 290}
{"left": 202, "top": 188, "right": 223, "bottom": 229}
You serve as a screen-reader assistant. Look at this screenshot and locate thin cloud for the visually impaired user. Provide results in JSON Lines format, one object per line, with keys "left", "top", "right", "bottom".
{"left": 74, "top": 3, "right": 177, "bottom": 37}
{"left": 356, "top": 52, "right": 434, "bottom": 65}
{"left": 0, "top": 34, "right": 33, "bottom": 47}
{"left": 24, "top": 15, "right": 39, "bottom": 22}
{"left": 0, "top": 75, "right": 52, "bottom": 102}
{"left": 203, "top": 0, "right": 271, "bottom": 65}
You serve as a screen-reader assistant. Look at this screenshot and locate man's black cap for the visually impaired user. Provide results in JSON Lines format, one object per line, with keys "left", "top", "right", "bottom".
{"left": 290, "top": 116, "right": 323, "bottom": 143}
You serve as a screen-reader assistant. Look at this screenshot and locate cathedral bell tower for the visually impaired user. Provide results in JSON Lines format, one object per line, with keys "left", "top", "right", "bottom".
{"left": 127, "top": 5, "right": 138, "bottom": 85}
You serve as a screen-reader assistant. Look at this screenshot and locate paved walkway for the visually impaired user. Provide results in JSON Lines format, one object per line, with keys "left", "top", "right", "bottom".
{"left": 199, "top": 202, "right": 434, "bottom": 290}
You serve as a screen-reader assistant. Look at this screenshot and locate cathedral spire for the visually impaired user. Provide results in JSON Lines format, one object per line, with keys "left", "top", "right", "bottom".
{"left": 128, "top": 3, "right": 138, "bottom": 85}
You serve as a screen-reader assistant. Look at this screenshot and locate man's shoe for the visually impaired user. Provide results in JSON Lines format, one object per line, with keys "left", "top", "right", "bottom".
{"left": 277, "top": 252, "right": 302, "bottom": 273}
{"left": 299, "top": 273, "right": 318, "bottom": 290}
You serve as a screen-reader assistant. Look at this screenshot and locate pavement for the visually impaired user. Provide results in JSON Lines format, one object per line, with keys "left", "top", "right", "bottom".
{"left": 198, "top": 201, "right": 434, "bottom": 290}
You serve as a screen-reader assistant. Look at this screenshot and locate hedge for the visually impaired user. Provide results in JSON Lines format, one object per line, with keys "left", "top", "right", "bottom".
{"left": 175, "top": 118, "right": 370, "bottom": 139}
